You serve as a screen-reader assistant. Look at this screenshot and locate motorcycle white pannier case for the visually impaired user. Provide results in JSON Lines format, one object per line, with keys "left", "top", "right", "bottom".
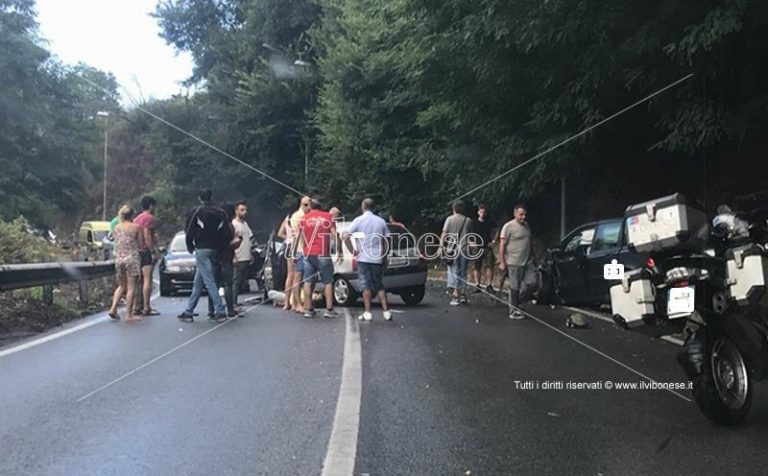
{"left": 726, "top": 244, "right": 768, "bottom": 307}
{"left": 624, "top": 193, "right": 707, "bottom": 253}
{"left": 610, "top": 269, "right": 655, "bottom": 328}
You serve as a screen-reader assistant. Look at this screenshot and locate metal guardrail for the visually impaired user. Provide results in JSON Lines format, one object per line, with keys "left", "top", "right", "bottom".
{"left": 0, "top": 261, "right": 115, "bottom": 292}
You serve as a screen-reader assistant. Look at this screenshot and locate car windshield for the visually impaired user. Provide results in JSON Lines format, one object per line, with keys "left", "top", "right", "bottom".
{"left": 170, "top": 235, "right": 187, "bottom": 253}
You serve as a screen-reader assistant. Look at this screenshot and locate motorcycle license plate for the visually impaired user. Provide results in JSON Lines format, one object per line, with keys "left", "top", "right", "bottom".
{"left": 667, "top": 286, "right": 695, "bottom": 316}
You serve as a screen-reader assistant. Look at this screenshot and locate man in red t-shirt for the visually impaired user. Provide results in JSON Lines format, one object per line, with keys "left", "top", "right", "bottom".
{"left": 133, "top": 195, "right": 159, "bottom": 315}
{"left": 299, "top": 199, "right": 341, "bottom": 318}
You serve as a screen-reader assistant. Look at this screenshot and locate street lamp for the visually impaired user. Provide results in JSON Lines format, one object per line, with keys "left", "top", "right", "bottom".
{"left": 292, "top": 59, "right": 313, "bottom": 188}
{"left": 262, "top": 45, "right": 314, "bottom": 188}
{"left": 96, "top": 111, "right": 109, "bottom": 221}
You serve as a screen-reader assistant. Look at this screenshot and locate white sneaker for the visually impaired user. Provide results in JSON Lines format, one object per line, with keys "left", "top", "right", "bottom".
{"left": 358, "top": 311, "right": 373, "bottom": 321}
{"left": 383, "top": 310, "right": 392, "bottom": 321}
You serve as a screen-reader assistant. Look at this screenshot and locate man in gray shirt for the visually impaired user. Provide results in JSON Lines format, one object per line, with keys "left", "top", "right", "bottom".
{"left": 441, "top": 200, "right": 473, "bottom": 305}
{"left": 499, "top": 203, "right": 535, "bottom": 319}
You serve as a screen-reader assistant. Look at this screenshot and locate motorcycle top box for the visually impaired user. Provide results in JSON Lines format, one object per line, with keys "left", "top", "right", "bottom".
{"left": 610, "top": 268, "right": 655, "bottom": 329}
{"left": 624, "top": 193, "right": 707, "bottom": 253}
{"left": 726, "top": 243, "right": 768, "bottom": 307}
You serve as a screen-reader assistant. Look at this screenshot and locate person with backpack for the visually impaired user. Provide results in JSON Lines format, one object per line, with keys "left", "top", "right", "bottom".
{"left": 177, "top": 189, "right": 234, "bottom": 323}
{"left": 440, "top": 200, "right": 473, "bottom": 306}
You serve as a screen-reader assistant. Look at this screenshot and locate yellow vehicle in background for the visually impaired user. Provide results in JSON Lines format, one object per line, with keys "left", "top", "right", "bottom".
{"left": 78, "top": 221, "right": 112, "bottom": 260}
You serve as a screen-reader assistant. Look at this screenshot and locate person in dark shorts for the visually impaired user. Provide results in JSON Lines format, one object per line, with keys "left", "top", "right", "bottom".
{"left": 299, "top": 199, "right": 341, "bottom": 318}
{"left": 345, "top": 198, "right": 392, "bottom": 321}
{"left": 133, "top": 196, "right": 159, "bottom": 316}
{"left": 471, "top": 204, "right": 496, "bottom": 292}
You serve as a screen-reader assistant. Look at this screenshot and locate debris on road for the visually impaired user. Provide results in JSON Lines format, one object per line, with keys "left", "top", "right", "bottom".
{"left": 565, "top": 313, "right": 589, "bottom": 329}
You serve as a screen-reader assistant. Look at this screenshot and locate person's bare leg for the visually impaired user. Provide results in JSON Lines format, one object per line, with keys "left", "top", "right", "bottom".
{"left": 293, "top": 273, "right": 305, "bottom": 313}
{"left": 125, "top": 275, "right": 141, "bottom": 320}
{"left": 109, "top": 276, "right": 126, "bottom": 317}
{"left": 472, "top": 267, "right": 481, "bottom": 287}
{"left": 376, "top": 289, "right": 389, "bottom": 311}
{"left": 324, "top": 283, "right": 333, "bottom": 310}
{"left": 303, "top": 281, "right": 314, "bottom": 312}
{"left": 283, "top": 261, "right": 294, "bottom": 310}
{"left": 486, "top": 267, "right": 494, "bottom": 288}
{"left": 362, "top": 289, "right": 372, "bottom": 313}
{"left": 141, "top": 265, "right": 153, "bottom": 312}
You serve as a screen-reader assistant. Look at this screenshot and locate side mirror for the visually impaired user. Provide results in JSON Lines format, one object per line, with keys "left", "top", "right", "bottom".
{"left": 158, "top": 246, "right": 167, "bottom": 254}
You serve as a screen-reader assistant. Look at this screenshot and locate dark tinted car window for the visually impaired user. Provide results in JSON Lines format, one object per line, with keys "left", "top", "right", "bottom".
{"left": 592, "top": 221, "right": 622, "bottom": 252}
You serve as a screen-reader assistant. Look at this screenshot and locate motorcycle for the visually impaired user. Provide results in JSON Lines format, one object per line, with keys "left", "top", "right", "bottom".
{"left": 613, "top": 193, "right": 768, "bottom": 425}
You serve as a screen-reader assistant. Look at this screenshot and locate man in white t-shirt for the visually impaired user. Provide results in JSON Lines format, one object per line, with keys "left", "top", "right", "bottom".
{"left": 344, "top": 198, "right": 392, "bottom": 322}
{"left": 232, "top": 201, "right": 253, "bottom": 306}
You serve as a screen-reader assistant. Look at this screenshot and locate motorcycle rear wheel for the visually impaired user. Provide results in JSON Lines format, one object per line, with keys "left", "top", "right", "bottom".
{"left": 693, "top": 334, "right": 753, "bottom": 426}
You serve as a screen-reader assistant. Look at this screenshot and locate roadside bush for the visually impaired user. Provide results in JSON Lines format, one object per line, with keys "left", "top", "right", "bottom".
{"left": 0, "top": 217, "right": 61, "bottom": 264}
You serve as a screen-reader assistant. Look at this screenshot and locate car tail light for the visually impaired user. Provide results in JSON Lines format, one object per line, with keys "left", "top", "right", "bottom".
{"left": 673, "top": 280, "right": 690, "bottom": 288}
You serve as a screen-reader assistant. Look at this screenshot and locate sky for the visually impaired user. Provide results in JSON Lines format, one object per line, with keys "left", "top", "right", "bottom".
{"left": 35, "top": 0, "right": 195, "bottom": 104}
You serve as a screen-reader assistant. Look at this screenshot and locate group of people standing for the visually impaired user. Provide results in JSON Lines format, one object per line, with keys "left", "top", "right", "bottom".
{"left": 107, "top": 196, "right": 159, "bottom": 321}
{"left": 177, "top": 189, "right": 252, "bottom": 323}
{"left": 107, "top": 190, "right": 254, "bottom": 323}
{"left": 277, "top": 196, "right": 393, "bottom": 321}
{"left": 106, "top": 188, "right": 534, "bottom": 323}
{"left": 441, "top": 201, "right": 536, "bottom": 319}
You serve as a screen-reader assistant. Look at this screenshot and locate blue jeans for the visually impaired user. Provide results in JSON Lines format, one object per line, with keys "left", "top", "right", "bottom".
{"left": 208, "top": 257, "right": 234, "bottom": 315}
{"left": 186, "top": 248, "right": 226, "bottom": 315}
{"left": 447, "top": 254, "right": 468, "bottom": 291}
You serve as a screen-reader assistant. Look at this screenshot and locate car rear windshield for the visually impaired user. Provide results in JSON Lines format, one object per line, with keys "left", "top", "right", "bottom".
{"left": 170, "top": 235, "right": 187, "bottom": 253}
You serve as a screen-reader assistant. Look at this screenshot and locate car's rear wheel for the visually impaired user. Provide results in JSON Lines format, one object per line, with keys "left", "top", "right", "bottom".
{"left": 334, "top": 276, "right": 358, "bottom": 306}
{"left": 400, "top": 285, "right": 425, "bottom": 306}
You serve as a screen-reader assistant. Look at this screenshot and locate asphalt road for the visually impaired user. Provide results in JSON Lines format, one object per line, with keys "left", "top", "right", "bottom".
{"left": 2, "top": 282, "right": 768, "bottom": 475}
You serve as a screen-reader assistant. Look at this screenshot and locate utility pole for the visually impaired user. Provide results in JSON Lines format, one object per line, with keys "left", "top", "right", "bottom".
{"left": 97, "top": 111, "right": 110, "bottom": 221}
{"left": 560, "top": 174, "right": 566, "bottom": 239}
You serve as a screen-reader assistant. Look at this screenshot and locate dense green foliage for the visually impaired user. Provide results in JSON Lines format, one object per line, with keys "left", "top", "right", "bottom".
{"left": 2, "top": 0, "right": 767, "bottom": 248}
{"left": 0, "top": 0, "right": 118, "bottom": 228}
{"left": 151, "top": 0, "right": 768, "bottom": 235}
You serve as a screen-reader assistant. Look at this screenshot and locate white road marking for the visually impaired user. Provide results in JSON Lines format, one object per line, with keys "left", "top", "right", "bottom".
{"left": 0, "top": 316, "right": 109, "bottom": 358}
{"left": 322, "top": 308, "right": 362, "bottom": 476}
{"left": 0, "top": 281, "right": 162, "bottom": 359}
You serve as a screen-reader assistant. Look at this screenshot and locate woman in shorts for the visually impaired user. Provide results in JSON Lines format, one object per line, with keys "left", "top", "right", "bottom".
{"left": 108, "top": 205, "right": 145, "bottom": 321}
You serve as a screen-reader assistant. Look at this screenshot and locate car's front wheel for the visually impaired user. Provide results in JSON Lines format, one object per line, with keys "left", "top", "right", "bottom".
{"left": 400, "top": 285, "right": 426, "bottom": 306}
{"left": 333, "top": 276, "right": 358, "bottom": 306}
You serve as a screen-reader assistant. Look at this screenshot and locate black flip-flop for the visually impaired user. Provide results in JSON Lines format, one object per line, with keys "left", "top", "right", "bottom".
{"left": 143, "top": 309, "right": 161, "bottom": 316}
{"left": 108, "top": 312, "right": 120, "bottom": 320}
